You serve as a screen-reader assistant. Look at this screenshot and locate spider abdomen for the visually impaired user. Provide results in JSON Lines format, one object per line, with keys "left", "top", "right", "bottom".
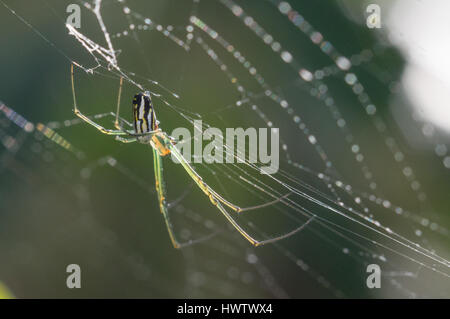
{"left": 132, "top": 92, "right": 157, "bottom": 134}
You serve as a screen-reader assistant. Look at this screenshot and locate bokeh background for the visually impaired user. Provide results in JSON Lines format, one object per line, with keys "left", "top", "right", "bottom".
{"left": 0, "top": 0, "right": 449, "bottom": 298}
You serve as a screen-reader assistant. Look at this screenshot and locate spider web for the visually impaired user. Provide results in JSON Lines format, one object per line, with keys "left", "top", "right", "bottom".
{"left": 0, "top": 0, "right": 449, "bottom": 298}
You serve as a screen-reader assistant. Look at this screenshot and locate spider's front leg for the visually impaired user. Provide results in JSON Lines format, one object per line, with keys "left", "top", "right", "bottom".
{"left": 71, "top": 63, "right": 128, "bottom": 136}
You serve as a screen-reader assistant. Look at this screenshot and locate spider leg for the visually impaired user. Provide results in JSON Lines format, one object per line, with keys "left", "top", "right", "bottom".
{"left": 164, "top": 132, "right": 315, "bottom": 246}
{"left": 114, "top": 77, "right": 124, "bottom": 130}
{"left": 166, "top": 141, "right": 259, "bottom": 245}
{"left": 125, "top": 129, "right": 161, "bottom": 137}
{"left": 115, "top": 136, "right": 137, "bottom": 143}
{"left": 71, "top": 64, "right": 164, "bottom": 138}
{"left": 71, "top": 63, "right": 127, "bottom": 136}
{"left": 164, "top": 133, "right": 241, "bottom": 212}
{"left": 153, "top": 147, "right": 196, "bottom": 249}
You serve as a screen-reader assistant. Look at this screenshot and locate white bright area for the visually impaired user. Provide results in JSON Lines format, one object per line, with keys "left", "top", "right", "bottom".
{"left": 386, "top": 0, "right": 450, "bottom": 135}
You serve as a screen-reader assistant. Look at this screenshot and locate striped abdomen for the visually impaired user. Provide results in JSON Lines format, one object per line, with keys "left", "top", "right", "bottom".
{"left": 132, "top": 92, "right": 157, "bottom": 134}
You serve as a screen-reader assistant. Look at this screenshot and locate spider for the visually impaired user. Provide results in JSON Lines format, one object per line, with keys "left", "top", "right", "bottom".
{"left": 70, "top": 63, "right": 304, "bottom": 248}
